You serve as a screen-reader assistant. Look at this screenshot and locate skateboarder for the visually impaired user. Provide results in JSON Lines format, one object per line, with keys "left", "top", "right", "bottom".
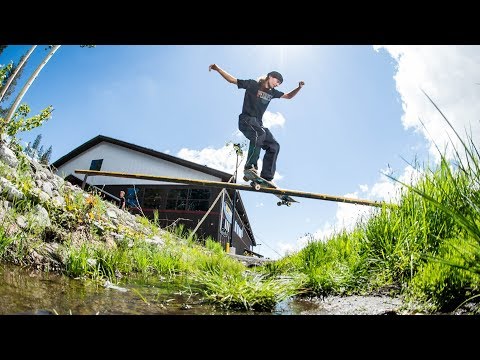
{"left": 209, "top": 64, "right": 304, "bottom": 182}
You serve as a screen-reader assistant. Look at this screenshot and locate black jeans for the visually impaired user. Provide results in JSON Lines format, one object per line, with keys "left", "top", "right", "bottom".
{"left": 238, "top": 115, "right": 280, "bottom": 181}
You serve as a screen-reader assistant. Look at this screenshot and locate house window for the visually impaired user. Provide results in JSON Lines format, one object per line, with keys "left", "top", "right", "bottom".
{"left": 90, "top": 159, "right": 103, "bottom": 171}
{"left": 143, "top": 188, "right": 163, "bottom": 209}
{"left": 166, "top": 189, "right": 210, "bottom": 211}
{"left": 166, "top": 189, "right": 188, "bottom": 210}
{"left": 126, "top": 187, "right": 140, "bottom": 208}
{"left": 222, "top": 200, "right": 242, "bottom": 237}
{"left": 223, "top": 201, "right": 232, "bottom": 223}
{"left": 234, "top": 222, "right": 243, "bottom": 238}
{"left": 221, "top": 217, "right": 230, "bottom": 235}
{"left": 187, "top": 189, "right": 210, "bottom": 211}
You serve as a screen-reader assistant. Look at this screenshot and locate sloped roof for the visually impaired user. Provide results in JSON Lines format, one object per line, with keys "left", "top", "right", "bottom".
{"left": 51, "top": 135, "right": 233, "bottom": 182}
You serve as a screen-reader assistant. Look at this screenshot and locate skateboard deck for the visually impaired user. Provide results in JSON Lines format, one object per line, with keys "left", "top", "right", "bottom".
{"left": 243, "top": 170, "right": 298, "bottom": 207}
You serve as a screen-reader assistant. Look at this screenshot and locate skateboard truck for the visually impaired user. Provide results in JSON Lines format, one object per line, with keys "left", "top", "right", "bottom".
{"left": 243, "top": 169, "right": 297, "bottom": 207}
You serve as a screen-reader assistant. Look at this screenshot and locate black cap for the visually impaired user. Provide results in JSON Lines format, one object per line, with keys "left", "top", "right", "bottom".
{"left": 267, "top": 71, "right": 283, "bottom": 84}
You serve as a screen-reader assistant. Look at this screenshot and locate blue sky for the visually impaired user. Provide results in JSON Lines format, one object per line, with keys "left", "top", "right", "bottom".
{"left": 1, "top": 45, "right": 479, "bottom": 259}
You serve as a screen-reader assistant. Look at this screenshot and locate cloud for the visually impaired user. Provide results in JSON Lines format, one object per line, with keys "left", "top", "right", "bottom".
{"left": 374, "top": 45, "right": 480, "bottom": 164}
{"left": 298, "top": 221, "right": 335, "bottom": 246}
{"left": 231, "top": 111, "right": 285, "bottom": 138}
{"left": 177, "top": 145, "right": 236, "bottom": 174}
{"left": 263, "top": 111, "right": 286, "bottom": 129}
{"left": 278, "top": 241, "right": 301, "bottom": 257}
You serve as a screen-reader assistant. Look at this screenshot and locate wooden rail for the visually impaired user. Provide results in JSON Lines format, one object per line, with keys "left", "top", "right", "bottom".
{"left": 74, "top": 169, "right": 390, "bottom": 208}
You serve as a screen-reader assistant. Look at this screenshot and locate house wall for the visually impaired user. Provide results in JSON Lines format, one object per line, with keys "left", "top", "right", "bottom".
{"left": 55, "top": 142, "right": 222, "bottom": 186}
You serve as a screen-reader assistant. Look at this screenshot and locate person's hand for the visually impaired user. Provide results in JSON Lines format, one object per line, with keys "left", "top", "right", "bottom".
{"left": 209, "top": 64, "right": 219, "bottom": 72}
{"left": 299, "top": 81, "right": 305, "bottom": 88}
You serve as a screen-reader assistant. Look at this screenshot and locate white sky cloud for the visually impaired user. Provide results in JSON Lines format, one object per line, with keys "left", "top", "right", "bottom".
{"left": 374, "top": 45, "right": 480, "bottom": 164}
{"left": 263, "top": 111, "right": 286, "bottom": 129}
{"left": 177, "top": 145, "right": 237, "bottom": 174}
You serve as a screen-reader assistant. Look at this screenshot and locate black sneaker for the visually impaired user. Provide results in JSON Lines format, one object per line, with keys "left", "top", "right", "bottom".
{"left": 266, "top": 179, "right": 277, "bottom": 188}
{"left": 244, "top": 164, "right": 258, "bottom": 174}
{"left": 243, "top": 165, "right": 258, "bottom": 181}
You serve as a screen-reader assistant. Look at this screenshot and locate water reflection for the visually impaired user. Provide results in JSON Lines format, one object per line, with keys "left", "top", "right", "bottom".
{"left": 0, "top": 263, "right": 310, "bottom": 315}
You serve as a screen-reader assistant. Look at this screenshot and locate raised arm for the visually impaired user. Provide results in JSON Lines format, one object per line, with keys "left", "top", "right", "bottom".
{"left": 281, "top": 81, "right": 305, "bottom": 99}
{"left": 209, "top": 64, "right": 237, "bottom": 85}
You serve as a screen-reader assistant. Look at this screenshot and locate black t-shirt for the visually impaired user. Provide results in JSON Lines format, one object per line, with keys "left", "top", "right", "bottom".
{"left": 237, "top": 79, "right": 284, "bottom": 121}
{"left": 119, "top": 196, "right": 126, "bottom": 209}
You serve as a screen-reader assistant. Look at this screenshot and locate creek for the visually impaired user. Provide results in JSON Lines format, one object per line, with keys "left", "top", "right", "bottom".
{"left": 0, "top": 263, "right": 404, "bottom": 315}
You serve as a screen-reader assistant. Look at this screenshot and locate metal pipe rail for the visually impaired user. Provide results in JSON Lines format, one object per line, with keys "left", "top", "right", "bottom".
{"left": 74, "top": 169, "right": 390, "bottom": 208}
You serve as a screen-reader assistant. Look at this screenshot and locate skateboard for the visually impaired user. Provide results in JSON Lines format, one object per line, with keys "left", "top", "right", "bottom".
{"left": 243, "top": 169, "right": 298, "bottom": 207}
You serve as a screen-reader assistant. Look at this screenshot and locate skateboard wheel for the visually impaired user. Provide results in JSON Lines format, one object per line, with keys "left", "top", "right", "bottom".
{"left": 286, "top": 202, "right": 291, "bottom": 207}
{"left": 277, "top": 201, "right": 282, "bottom": 206}
{"left": 254, "top": 183, "right": 261, "bottom": 191}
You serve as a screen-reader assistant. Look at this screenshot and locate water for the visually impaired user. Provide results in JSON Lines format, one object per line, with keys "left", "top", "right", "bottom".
{"left": 0, "top": 263, "right": 407, "bottom": 315}
{"left": 0, "top": 263, "right": 305, "bottom": 315}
